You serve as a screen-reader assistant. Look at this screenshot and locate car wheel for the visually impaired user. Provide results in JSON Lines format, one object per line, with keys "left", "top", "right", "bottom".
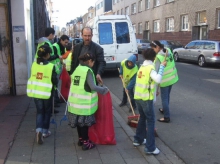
{"left": 198, "top": 56, "right": 206, "bottom": 67}
{"left": 174, "top": 52, "right": 179, "bottom": 62}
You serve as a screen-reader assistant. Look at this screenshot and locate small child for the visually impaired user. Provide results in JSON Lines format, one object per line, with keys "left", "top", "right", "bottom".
{"left": 62, "top": 43, "right": 73, "bottom": 71}
{"left": 119, "top": 54, "right": 138, "bottom": 112}
{"left": 27, "top": 45, "right": 58, "bottom": 144}
{"left": 133, "top": 48, "right": 166, "bottom": 155}
{"left": 68, "top": 52, "right": 109, "bottom": 151}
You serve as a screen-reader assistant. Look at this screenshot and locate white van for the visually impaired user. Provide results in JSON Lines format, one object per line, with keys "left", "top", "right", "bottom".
{"left": 86, "top": 15, "right": 138, "bottom": 69}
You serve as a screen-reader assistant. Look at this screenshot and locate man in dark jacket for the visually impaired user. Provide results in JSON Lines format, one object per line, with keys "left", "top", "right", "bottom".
{"left": 69, "top": 27, "right": 106, "bottom": 84}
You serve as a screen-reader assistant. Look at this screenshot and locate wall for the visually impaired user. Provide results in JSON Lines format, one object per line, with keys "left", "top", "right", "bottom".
{"left": 0, "top": 0, "right": 10, "bottom": 94}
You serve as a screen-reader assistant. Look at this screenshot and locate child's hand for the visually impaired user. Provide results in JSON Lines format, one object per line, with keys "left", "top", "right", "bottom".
{"left": 119, "top": 75, "right": 123, "bottom": 79}
{"left": 161, "top": 61, "right": 167, "bottom": 66}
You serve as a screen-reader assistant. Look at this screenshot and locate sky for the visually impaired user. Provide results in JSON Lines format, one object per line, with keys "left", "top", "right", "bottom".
{"left": 52, "top": 0, "right": 98, "bottom": 28}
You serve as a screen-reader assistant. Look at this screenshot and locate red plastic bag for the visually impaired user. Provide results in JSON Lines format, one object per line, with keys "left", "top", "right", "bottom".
{"left": 89, "top": 92, "right": 116, "bottom": 145}
{"left": 59, "top": 67, "right": 71, "bottom": 101}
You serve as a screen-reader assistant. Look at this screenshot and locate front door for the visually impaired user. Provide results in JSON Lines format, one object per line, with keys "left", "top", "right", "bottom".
{"left": 200, "top": 26, "right": 208, "bottom": 40}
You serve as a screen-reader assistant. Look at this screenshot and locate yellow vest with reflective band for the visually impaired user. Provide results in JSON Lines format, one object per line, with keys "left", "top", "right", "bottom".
{"left": 63, "top": 52, "right": 72, "bottom": 71}
{"left": 156, "top": 48, "right": 179, "bottom": 87}
{"left": 27, "top": 62, "right": 54, "bottom": 99}
{"left": 134, "top": 64, "right": 155, "bottom": 101}
{"left": 68, "top": 65, "right": 98, "bottom": 115}
{"left": 121, "top": 59, "right": 138, "bottom": 87}
{"left": 35, "top": 41, "right": 54, "bottom": 59}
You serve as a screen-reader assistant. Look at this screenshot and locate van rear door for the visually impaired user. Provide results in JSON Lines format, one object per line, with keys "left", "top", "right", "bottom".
{"left": 114, "top": 20, "right": 136, "bottom": 62}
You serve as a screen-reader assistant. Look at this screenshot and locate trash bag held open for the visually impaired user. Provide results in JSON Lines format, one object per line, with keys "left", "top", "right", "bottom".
{"left": 89, "top": 92, "right": 116, "bottom": 145}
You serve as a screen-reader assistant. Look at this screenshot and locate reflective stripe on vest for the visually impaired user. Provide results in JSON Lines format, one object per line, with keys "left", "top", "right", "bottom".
{"left": 27, "top": 62, "right": 54, "bottom": 99}
{"left": 68, "top": 65, "right": 98, "bottom": 115}
{"left": 63, "top": 52, "right": 72, "bottom": 71}
{"left": 121, "top": 59, "right": 138, "bottom": 87}
{"left": 134, "top": 64, "right": 155, "bottom": 101}
{"left": 156, "top": 48, "right": 179, "bottom": 87}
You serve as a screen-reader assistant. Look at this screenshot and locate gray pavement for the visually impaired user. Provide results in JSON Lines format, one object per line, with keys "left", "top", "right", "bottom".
{"left": 4, "top": 92, "right": 185, "bottom": 164}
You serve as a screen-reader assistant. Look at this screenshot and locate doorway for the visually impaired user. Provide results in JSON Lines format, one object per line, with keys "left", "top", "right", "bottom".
{"left": 192, "top": 25, "right": 208, "bottom": 40}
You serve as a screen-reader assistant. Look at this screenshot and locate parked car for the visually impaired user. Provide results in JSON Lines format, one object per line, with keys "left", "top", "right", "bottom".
{"left": 136, "top": 39, "right": 151, "bottom": 54}
{"left": 173, "top": 40, "right": 220, "bottom": 67}
{"left": 159, "top": 40, "right": 184, "bottom": 52}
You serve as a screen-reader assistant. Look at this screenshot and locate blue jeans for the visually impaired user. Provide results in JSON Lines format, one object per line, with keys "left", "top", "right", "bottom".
{"left": 134, "top": 99, "right": 155, "bottom": 152}
{"left": 34, "top": 97, "right": 52, "bottom": 134}
{"left": 160, "top": 85, "right": 172, "bottom": 118}
{"left": 122, "top": 88, "right": 136, "bottom": 108}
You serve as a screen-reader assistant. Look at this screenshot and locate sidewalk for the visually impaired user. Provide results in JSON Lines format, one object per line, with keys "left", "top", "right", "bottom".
{"left": 1, "top": 93, "right": 185, "bottom": 164}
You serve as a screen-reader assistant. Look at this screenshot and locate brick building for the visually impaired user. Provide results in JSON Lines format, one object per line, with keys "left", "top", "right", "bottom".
{"left": 112, "top": 0, "right": 220, "bottom": 45}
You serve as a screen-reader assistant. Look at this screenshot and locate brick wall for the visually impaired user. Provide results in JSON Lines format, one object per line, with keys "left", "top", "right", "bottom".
{"left": 112, "top": 0, "right": 220, "bottom": 44}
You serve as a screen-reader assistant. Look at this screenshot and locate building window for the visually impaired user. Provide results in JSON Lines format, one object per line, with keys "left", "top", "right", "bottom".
{"left": 125, "top": 6, "right": 129, "bottom": 15}
{"left": 197, "top": 11, "right": 207, "bottom": 24}
{"left": 153, "top": 20, "right": 160, "bottom": 32}
{"left": 138, "top": 0, "right": 142, "bottom": 12}
{"left": 167, "top": 0, "right": 174, "bottom": 2}
{"left": 121, "top": 8, "right": 123, "bottom": 15}
{"left": 181, "top": 15, "right": 189, "bottom": 31}
{"left": 218, "top": 10, "right": 220, "bottom": 28}
{"left": 166, "top": 17, "right": 174, "bottom": 31}
{"left": 145, "top": 21, "right": 149, "bottom": 30}
{"left": 133, "top": 24, "right": 136, "bottom": 33}
{"left": 153, "top": 0, "right": 160, "bottom": 7}
{"left": 131, "top": 3, "right": 136, "bottom": 14}
{"left": 113, "top": 0, "right": 117, "bottom": 4}
{"left": 138, "top": 23, "right": 143, "bottom": 34}
{"left": 146, "top": 0, "right": 150, "bottom": 9}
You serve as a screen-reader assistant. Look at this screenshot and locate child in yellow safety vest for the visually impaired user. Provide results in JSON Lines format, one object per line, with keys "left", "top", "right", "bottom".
{"left": 118, "top": 54, "right": 138, "bottom": 112}
{"left": 133, "top": 48, "right": 166, "bottom": 155}
{"left": 68, "top": 52, "right": 109, "bottom": 151}
{"left": 27, "top": 45, "right": 58, "bottom": 145}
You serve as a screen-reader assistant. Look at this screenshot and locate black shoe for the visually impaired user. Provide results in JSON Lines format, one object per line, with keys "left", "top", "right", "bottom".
{"left": 82, "top": 140, "right": 96, "bottom": 150}
{"left": 119, "top": 102, "right": 127, "bottom": 107}
{"left": 158, "top": 117, "right": 170, "bottom": 123}
{"left": 78, "top": 139, "right": 83, "bottom": 146}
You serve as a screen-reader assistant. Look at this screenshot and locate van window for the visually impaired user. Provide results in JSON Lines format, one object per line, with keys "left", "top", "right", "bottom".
{"left": 99, "top": 23, "right": 113, "bottom": 45}
{"left": 115, "top": 22, "right": 130, "bottom": 44}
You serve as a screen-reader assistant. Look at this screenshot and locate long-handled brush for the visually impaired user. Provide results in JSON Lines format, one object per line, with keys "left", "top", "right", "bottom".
{"left": 118, "top": 68, "right": 139, "bottom": 128}
{"left": 56, "top": 88, "right": 69, "bottom": 125}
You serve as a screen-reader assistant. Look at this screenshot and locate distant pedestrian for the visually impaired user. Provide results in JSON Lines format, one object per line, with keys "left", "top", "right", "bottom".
{"left": 118, "top": 54, "right": 138, "bottom": 112}
{"left": 133, "top": 48, "right": 166, "bottom": 155}
{"left": 68, "top": 52, "right": 108, "bottom": 151}
{"left": 27, "top": 45, "right": 58, "bottom": 144}
{"left": 151, "top": 40, "right": 179, "bottom": 123}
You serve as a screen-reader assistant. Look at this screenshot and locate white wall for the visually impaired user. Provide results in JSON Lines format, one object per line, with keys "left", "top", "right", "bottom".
{"left": 11, "top": 0, "right": 34, "bottom": 95}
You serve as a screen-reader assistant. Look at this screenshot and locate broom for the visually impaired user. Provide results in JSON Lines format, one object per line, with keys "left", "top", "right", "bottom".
{"left": 118, "top": 68, "right": 139, "bottom": 128}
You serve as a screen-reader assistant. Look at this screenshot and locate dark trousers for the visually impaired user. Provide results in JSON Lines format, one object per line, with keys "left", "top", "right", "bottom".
{"left": 77, "top": 126, "right": 89, "bottom": 140}
{"left": 122, "top": 88, "right": 136, "bottom": 108}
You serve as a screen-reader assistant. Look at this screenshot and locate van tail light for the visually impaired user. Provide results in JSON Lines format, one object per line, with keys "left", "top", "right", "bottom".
{"left": 134, "top": 54, "right": 138, "bottom": 61}
{"left": 213, "top": 52, "right": 220, "bottom": 57}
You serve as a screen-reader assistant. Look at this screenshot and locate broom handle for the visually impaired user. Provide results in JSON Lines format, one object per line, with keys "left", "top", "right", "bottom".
{"left": 118, "top": 68, "right": 136, "bottom": 116}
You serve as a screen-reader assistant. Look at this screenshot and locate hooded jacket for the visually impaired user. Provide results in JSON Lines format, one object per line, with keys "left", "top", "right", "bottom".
{"left": 119, "top": 54, "right": 137, "bottom": 90}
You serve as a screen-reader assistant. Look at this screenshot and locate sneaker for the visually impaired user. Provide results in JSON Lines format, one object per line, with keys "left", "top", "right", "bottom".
{"left": 82, "top": 140, "right": 96, "bottom": 150}
{"left": 133, "top": 138, "right": 146, "bottom": 146}
{"left": 144, "top": 147, "right": 160, "bottom": 155}
{"left": 77, "top": 138, "right": 83, "bottom": 146}
{"left": 37, "top": 132, "right": 44, "bottom": 144}
{"left": 43, "top": 131, "right": 51, "bottom": 138}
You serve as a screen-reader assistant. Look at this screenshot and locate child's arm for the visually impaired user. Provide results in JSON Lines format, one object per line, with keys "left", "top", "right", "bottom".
{"left": 126, "top": 74, "right": 136, "bottom": 90}
{"left": 86, "top": 70, "right": 108, "bottom": 95}
{"left": 150, "top": 64, "right": 165, "bottom": 84}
